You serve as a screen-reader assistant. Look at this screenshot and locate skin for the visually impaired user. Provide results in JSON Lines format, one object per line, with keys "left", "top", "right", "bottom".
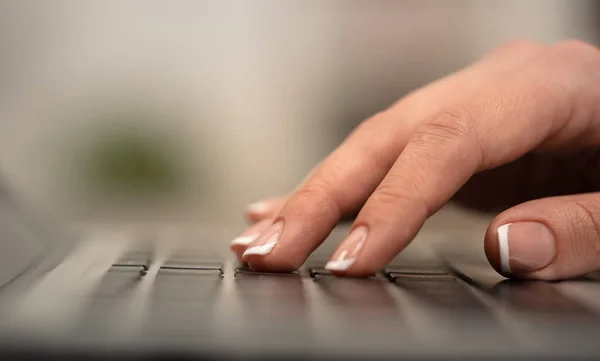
{"left": 232, "top": 40, "right": 600, "bottom": 280}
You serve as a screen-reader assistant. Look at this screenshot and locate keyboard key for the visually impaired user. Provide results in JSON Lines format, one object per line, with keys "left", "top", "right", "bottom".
{"left": 144, "top": 268, "right": 222, "bottom": 338}
{"left": 159, "top": 262, "right": 224, "bottom": 276}
{"left": 235, "top": 272, "right": 305, "bottom": 307}
{"left": 77, "top": 267, "right": 144, "bottom": 333}
{"left": 307, "top": 266, "right": 332, "bottom": 278}
{"left": 234, "top": 272, "right": 309, "bottom": 339}
{"left": 313, "top": 276, "right": 397, "bottom": 310}
{"left": 386, "top": 242, "right": 448, "bottom": 275}
{"left": 490, "top": 280, "right": 594, "bottom": 315}
{"left": 392, "top": 274, "right": 485, "bottom": 310}
{"left": 112, "top": 248, "right": 153, "bottom": 272}
{"left": 384, "top": 261, "right": 448, "bottom": 276}
{"left": 161, "top": 247, "right": 223, "bottom": 269}
{"left": 443, "top": 249, "right": 595, "bottom": 317}
{"left": 234, "top": 266, "right": 299, "bottom": 276}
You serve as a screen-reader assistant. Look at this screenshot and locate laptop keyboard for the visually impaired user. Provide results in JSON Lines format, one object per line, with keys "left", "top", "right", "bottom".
{"left": 96, "top": 242, "right": 600, "bottom": 320}
{"left": 6, "top": 234, "right": 600, "bottom": 357}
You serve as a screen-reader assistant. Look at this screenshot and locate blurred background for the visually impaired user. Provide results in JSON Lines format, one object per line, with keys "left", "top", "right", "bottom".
{"left": 0, "top": 0, "right": 598, "bottom": 231}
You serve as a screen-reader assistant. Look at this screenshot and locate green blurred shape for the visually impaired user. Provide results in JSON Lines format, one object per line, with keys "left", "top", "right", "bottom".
{"left": 79, "top": 108, "right": 189, "bottom": 197}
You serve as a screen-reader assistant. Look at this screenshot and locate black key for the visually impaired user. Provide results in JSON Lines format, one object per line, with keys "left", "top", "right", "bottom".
{"left": 307, "top": 262, "right": 391, "bottom": 312}
{"left": 490, "top": 280, "right": 594, "bottom": 316}
{"left": 310, "top": 271, "right": 406, "bottom": 342}
{"left": 392, "top": 274, "right": 485, "bottom": 310}
{"left": 160, "top": 261, "right": 224, "bottom": 276}
{"left": 77, "top": 267, "right": 144, "bottom": 333}
{"left": 113, "top": 248, "right": 153, "bottom": 273}
{"left": 445, "top": 252, "right": 595, "bottom": 317}
{"left": 235, "top": 265, "right": 298, "bottom": 276}
{"left": 235, "top": 272, "right": 305, "bottom": 308}
{"left": 313, "top": 276, "right": 397, "bottom": 311}
{"left": 385, "top": 245, "right": 448, "bottom": 275}
{"left": 235, "top": 272, "right": 309, "bottom": 339}
{"left": 307, "top": 266, "right": 332, "bottom": 278}
{"left": 384, "top": 260, "right": 448, "bottom": 276}
{"left": 161, "top": 247, "right": 223, "bottom": 270}
{"left": 144, "top": 268, "right": 222, "bottom": 338}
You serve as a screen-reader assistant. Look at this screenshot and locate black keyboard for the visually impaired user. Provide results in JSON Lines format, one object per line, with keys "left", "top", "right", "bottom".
{"left": 5, "top": 239, "right": 600, "bottom": 360}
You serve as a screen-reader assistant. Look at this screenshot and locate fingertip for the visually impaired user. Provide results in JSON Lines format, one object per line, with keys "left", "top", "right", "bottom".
{"left": 229, "top": 219, "right": 273, "bottom": 261}
{"left": 484, "top": 220, "right": 504, "bottom": 276}
{"left": 245, "top": 198, "right": 286, "bottom": 223}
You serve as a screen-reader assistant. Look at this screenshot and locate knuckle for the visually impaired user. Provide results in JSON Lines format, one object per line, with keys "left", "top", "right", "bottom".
{"left": 561, "top": 199, "right": 600, "bottom": 263}
{"left": 573, "top": 200, "right": 600, "bottom": 244}
{"left": 425, "top": 110, "right": 473, "bottom": 140}
{"left": 292, "top": 182, "right": 341, "bottom": 218}
{"left": 410, "top": 108, "right": 484, "bottom": 168}
{"left": 370, "top": 183, "right": 428, "bottom": 218}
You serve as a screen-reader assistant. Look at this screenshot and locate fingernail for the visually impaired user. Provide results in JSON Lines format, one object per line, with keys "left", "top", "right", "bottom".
{"left": 242, "top": 221, "right": 284, "bottom": 257}
{"left": 247, "top": 200, "right": 272, "bottom": 215}
{"left": 231, "top": 234, "right": 259, "bottom": 246}
{"left": 497, "top": 222, "right": 556, "bottom": 274}
{"left": 230, "top": 219, "right": 272, "bottom": 247}
{"left": 325, "top": 226, "right": 368, "bottom": 271}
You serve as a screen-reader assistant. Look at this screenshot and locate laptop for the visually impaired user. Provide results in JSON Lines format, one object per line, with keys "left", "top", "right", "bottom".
{"left": 0, "top": 178, "right": 600, "bottom": 360}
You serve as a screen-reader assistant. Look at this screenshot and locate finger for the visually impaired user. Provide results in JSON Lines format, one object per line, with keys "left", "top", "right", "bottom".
{"left": 244, "top": 163, "right": 323, "bottom": 223}
{"left": 327, "top": 41, "right": 600, "bottom": 276}
{"left": 484, "top": 193, "right": 600, "bottom": 280}
{"left": 245, "top": 197, "right": 287, "bottom": 223}
{"left": 241, "top": 40, "right": 549, "bottom": 272}
{"left": 242, "top": 109, "right": 411, "bottom": 271}
{"left": 230, "top": 219, "right": 273, "bottom": 263}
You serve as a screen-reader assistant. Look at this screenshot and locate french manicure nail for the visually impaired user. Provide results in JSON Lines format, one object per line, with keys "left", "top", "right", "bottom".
{"left": 242, "top": 221, "right": 284, "bottom": 257}
{"left": 230, "top": 219, "right": 272, "bottom": 249}
{"left": 231, "top": 234, "right": 259, "bottom": 246}
{"left": 325, "top": 226, "right": 368, "bottom": 271}
{"left": 247, "top": 200, "right": 272, "bottom": 215}
{"left": 497, "top": 222, "right": 556, "bottom": 274}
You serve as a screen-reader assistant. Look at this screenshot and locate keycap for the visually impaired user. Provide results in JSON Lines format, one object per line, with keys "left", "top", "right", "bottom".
{"left": 77, "top": 267, "right": 145, "bottom": 333}
{"left": 384, "top": 261, "right": 448, "bottom": 276}
{"left": 160, "top": 261, "right": 224, "bottom": 276}
{"left": 144, "top": 268, "right": 223, "bottom": 338}
{"left": 443, "top": 250, "right": 595, "bottom": 317}
{"left": 234, "top": 272, "right": 309, "bottom": 339}
{"left": 313, "top": 275, "right": 397, "bottom": 310}
{"left": 385, "top": 242, "right": 448, "bottom": 275}
{"left": 234, "top": 266, "right": 299, "bottom": 276}
{"left": 392, "top": 274, "right": 484, "bottom": 310}
{"left": 112, "top": 248, "right": 153, "bottom": 273}
{"left": 490, "top": 280, "right": 593, "bottom": 315}
{"left": 161, "top": 247, "right": 223, "bottom": 270}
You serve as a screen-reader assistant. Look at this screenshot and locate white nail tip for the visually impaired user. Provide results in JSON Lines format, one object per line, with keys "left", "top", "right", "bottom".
{"left": 247, "top": 202, "right": 270, "bottom": 213}
{"left": 230, "top": 234, "right": 259, "bottom": 246}
{"left": 497, "top": 223, "right": 511, "bottom": 273}
{"left": 242, "top": 241, "right": 278, "bottom": 257}
{"left": 325, "top": 259, "right": 356, "bottom": 272}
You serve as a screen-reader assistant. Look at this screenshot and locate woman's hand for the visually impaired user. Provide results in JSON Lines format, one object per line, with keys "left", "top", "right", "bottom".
{"left": 230, "top": 40, "right": 600, "bottom": 280}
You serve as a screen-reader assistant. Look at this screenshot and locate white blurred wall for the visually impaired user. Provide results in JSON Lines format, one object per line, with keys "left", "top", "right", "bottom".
{"left": 0, "top": 0, "right": 597, "bottom": 224}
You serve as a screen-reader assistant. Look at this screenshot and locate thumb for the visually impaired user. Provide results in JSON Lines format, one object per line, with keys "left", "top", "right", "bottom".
{"left": 484, "top": 193, "right": 600, "bottom": 280}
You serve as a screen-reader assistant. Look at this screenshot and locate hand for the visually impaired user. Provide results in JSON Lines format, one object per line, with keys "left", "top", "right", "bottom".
{"left": 230, "top": 40, "right": 600, "bottom": 280}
